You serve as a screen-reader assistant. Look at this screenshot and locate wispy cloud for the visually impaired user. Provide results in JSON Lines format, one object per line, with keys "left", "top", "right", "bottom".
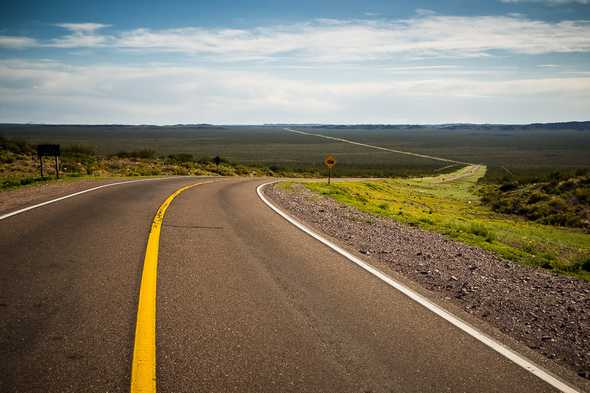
{"left": 1, "top": 13, "right": 589, "bottom": 123}
{"left": 0, "top": 36, "right": 38, "bottom": 48}
{"left": 112, "top": 16, "right": 590, "bottom": 61}
{"left": 49, "top": 23, "right": 110, "bottom": 48}
{"left": 500, "top": 0, "right": 589, "bottom": 5}
{"left": 1, "top": 59, "right": 589, "bottom": 124}
{"left": 110, "top": 16, "right": 590, "bottom": 60}
{"left": 415, "top": 9, "right": 437, "bottom": 16}
{"left": 55, "top": 23, "right": 111, "bottom": 32}
{"left": 3, "top": 15, "right": 590, "bottom": 61}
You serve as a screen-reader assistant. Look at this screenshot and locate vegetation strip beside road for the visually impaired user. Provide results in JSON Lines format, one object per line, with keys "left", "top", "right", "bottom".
{"left": 0, "top": 136, "right": 313, "bottom": 191}
{"left": 131, "top": 181, "right": 215, "bottom": 393}
{"left": 302, "top": 165, "right": 590, "bottom": 280}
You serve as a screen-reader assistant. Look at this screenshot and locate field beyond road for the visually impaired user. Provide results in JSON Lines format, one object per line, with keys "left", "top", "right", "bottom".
{"left": 302, "top": 165, "right": 590, "bottom": 280}
{"left": 2, "top": 123, "right": 590, "bottom": 180}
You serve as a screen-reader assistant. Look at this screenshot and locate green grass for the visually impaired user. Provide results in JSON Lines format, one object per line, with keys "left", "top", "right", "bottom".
{"left": 304, "top": 165, "right": 590, "bottom": 280}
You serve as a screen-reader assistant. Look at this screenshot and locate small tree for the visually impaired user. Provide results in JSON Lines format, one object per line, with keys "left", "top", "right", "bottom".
{"left": 213, "top": 155, "right": 222, "bottom": 171}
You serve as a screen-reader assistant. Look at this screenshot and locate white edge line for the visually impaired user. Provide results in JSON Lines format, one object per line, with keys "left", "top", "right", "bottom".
{"left": 256, "top": 181, "right": 582, "bottom": 393}
{"left": 0, "top": 176, "right": 195, "bottom": 221}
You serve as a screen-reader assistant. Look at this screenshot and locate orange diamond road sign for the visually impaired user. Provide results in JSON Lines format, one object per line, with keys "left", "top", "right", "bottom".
{"left": 324, "top": 155, "right": 336, "bottom": 168}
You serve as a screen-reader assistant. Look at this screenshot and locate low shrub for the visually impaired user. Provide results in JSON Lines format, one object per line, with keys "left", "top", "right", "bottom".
{"left": 469, "top": 222, "right": 496, "bottom": 242}
{"left": 1, "top": 176, "right": 42, "bottom": 189}
{"left": 482, "top": 173, "right": 590, "bottom": 231}
{"left": 63, "top": 144, "right": 96, "bottom": 157}
{"left": 167, "top": 153, "right": 193, "bottom": 163}
{"left": 564, "top": 258, "right": 590, "bottom": 273}
{"left": 113, "top": 149, "right": 157, "bottom": 159}
{"left": 0, "top": 136, "right": 35, "bottom": 155}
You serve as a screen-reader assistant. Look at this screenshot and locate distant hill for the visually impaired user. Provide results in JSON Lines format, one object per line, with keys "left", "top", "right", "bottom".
{"left": 269, "top": 121, "right": 590, "bottom": 131}
{"left": 1, "top": 121, "right": 588, "bottom": 130}
{"left": 436, "top": 121, "right": 590, "bottom": 131}
{"left": 0, "top": 123, "right": 227, "bottom": 130}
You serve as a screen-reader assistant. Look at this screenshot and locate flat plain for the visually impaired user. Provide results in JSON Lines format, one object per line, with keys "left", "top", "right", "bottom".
{"left": 2, "top": 123, "right": 589, "bottom": 178}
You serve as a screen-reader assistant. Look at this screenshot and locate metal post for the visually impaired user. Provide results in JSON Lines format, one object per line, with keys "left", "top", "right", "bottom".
{"left": 328, "top": 167, "right": 331, "bottom": 185}
{"left": 55, "top": 155, "right": 60, "bottom": 179}
{"left": 39, "top": 155, "right": 44, "bottom": 178}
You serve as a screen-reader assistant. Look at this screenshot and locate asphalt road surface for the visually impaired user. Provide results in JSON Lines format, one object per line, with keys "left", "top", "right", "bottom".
{"left": 0, "top": 177, "right": 579, "bottom": 392}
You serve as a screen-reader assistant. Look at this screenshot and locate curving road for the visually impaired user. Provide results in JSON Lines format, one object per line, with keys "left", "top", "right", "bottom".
{"left": 0, "top": 177, "right": 581, "bottom": 392}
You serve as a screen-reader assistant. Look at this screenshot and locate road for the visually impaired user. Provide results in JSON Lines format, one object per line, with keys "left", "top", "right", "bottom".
{"left": 283, "top": 128, "right": 470, "bottom": 165}
{"left": 0, "top": 177, "right": 580, "bottom": 392}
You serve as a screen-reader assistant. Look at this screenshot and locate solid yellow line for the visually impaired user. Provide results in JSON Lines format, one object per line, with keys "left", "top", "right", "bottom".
{"left": 130, "top": 181, "right": 209, "bottom": 393}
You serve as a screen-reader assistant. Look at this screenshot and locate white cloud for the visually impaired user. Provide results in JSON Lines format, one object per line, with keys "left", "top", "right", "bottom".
{"left": 0, "top": 36, "right": 38, "bottom": 48}
{"left": 415, "top": 9, "right": 437, "bottom": 16}
{"left": 55, "top": 23, "right": 111, "bottom": 33}
{"left": 49, "top": 23, "right": 111, "bottom": 48}
{"left": 1, "top": 59, "right": 589, "bottom": 124}
{"left": 1, "top": 14, "right": 589, "bottom": 123}
{"left": 110, "top": 16, "right": 590, "bottom": 60}
{"left": 49, "top": 34, "right": 108, "bottom": 48}
{"left": 3, "top": 15, "right": 590, "bottom": 60}
{"left": 500, "top": 0, "right": 589, "bottom": 5}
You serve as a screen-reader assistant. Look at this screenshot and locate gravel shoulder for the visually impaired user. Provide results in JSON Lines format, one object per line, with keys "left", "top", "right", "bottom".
{"left": 265, "top": 182, "right": 590, "bottom": 385}
{"left": 0, "top": 177, "right": 145, "bottom": 216}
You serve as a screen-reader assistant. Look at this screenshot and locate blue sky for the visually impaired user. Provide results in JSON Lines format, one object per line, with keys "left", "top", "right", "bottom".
{"left": 1, "top": 0, "right": 589, "bottom": 124}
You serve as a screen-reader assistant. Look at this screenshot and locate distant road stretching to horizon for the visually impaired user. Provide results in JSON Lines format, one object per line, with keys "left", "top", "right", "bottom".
{"left": 283, "top": 127, "right": 472, "bottom": 165}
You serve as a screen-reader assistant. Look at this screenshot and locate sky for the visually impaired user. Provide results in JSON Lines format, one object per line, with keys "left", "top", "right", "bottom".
{"left": 1, "top": 0, "right": 590, "bottom": 124}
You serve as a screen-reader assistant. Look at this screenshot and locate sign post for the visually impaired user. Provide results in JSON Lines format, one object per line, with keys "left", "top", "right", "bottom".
{"left": 37, "top": 144, "right": 61, "bottom": 179}
{"left": 324, "top": 154, "right": 336, "bottom": 184}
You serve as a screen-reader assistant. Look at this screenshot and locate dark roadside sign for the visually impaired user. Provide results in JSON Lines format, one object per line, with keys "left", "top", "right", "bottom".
{"left": 36, "top": 144, "right": 61, "bottom": 178}
{"left": 37, "top": 144, "right": 61, "bottom": 157}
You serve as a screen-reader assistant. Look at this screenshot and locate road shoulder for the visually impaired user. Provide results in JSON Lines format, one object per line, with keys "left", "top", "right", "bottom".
{"left": 0, "top": 178, "right": 133, "bottom": 215}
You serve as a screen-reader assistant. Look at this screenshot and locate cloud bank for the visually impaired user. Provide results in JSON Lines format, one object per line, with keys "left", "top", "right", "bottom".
{"left": 1, "top": 15, "right": 590, "bottom": 61}
{"left": 500, "top": 0, "right": 589, "bottom": 5}
{"left": 1, "top": 60, "right": 589, "bottom": 124}
{"left": 1, "top": 14, "right": 589, "bottom": 123}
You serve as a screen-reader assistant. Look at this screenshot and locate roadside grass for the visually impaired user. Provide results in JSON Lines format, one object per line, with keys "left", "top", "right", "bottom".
{"left": 304, "top": 165, "right": 590, "bottom": 281}
{"left": 0, "top": 144, "right": 314, "bottom": 191}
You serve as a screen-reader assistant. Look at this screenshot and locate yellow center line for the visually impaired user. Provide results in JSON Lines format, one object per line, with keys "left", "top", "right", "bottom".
{"left": 130, "top": 181, "right": 215, "bottom": 393}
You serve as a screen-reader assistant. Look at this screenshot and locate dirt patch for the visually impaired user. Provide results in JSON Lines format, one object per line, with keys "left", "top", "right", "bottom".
{"left": 265, "top": 183, "right": 590, "bottom": 381}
